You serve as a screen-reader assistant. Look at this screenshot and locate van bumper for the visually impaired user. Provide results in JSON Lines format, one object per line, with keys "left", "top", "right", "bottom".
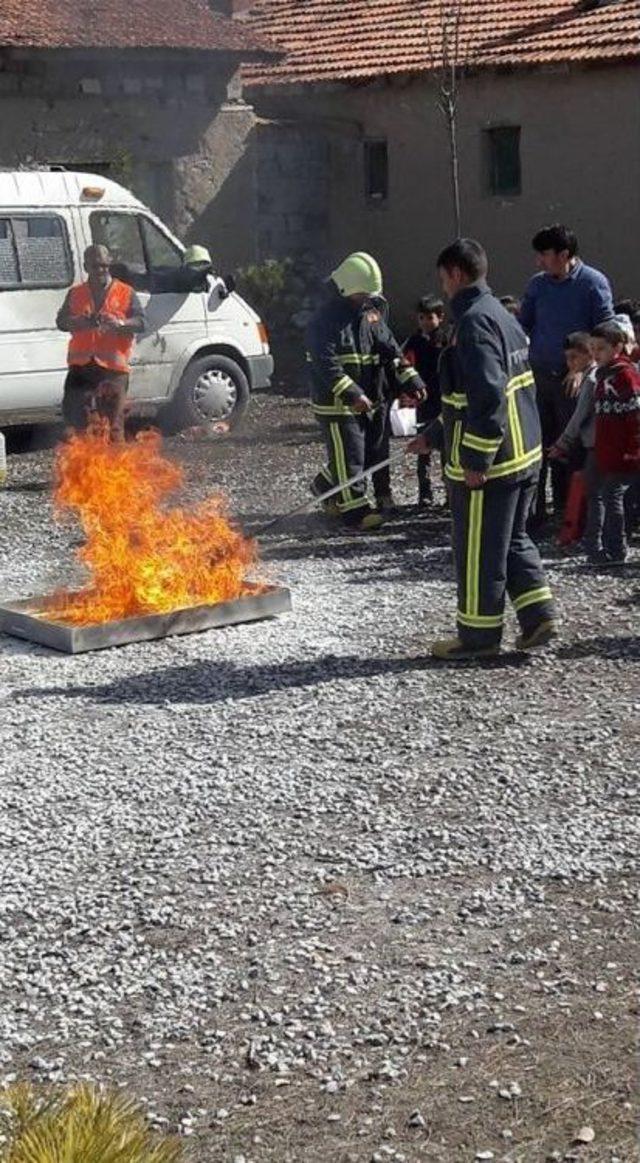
{"left": 247, "top": 353, "right": 274, "bottom": 390}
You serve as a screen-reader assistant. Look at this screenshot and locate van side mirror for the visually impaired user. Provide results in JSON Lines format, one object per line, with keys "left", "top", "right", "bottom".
{"left": 224, "top": 273, "right": 236, "bottom": 294}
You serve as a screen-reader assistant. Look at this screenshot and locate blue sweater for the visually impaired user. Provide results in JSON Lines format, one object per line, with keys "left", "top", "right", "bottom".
{"left": 520, "top": 261, "right": 613, "bottom": 373}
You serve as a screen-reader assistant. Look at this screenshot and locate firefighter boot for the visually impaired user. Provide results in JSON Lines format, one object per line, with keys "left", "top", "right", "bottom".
{"left": 515, "top": 620, "right": 559, "bottom": 651}
{"left": 431, "top": 636, "right": 501, "bottom": 661}
{"left": 321, "top": 498, "right": 341, "bottom": 518}
{"left": 355, "top": 510, "right": 385, "bottom": 532}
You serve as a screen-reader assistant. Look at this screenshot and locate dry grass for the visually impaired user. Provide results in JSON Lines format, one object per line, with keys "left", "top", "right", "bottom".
{"left": 0, "top": 1084, "right": 182, "bottom": 1163}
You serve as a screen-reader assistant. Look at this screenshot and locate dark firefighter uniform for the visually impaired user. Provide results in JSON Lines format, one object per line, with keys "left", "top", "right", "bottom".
{"left": 307, "top": 288, "right": 425, "bottom": 522}
{"left": 434, "top": 284, "right": 556, "bottom": 649}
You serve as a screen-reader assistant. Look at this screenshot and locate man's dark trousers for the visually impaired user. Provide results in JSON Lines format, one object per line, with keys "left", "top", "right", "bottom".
{"left": 533, "top": 369, "right": 576, "bottom": 520}
{"left": 63, "top": 362, "right": 129, "bottom": 441}
{"left": 450, "top": 476, "right": 555, "bottom": 649}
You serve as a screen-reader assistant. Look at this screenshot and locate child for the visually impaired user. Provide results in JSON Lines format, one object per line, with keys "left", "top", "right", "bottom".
{"left": 630, "top": 310, "right": 640, "bottom": 364}
{"left": 549, "top": 333, "right": 599, "bottom": 557}
{"left": 499, "top": 294, "right": 521, "bottom": 317}
{"left": 403, "top": 296, "right": 448, "bottom": 506}
{"left": 591, "top": 321, "right": 640, "bottom": 563}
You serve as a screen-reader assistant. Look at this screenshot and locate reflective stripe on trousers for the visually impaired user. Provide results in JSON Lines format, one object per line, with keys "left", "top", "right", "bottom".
{"left": 451, "top": 479, "right": 555, "bottom": 645}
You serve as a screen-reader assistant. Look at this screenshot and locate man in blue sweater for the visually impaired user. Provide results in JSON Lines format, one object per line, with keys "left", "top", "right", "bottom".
{"left": 519, "top": 224, "right": 613, "bottom": 524}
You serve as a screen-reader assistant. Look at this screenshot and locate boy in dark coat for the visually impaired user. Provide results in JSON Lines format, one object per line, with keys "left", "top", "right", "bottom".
{"left": 403, "top": 296, "right": 448, "bottom": 506}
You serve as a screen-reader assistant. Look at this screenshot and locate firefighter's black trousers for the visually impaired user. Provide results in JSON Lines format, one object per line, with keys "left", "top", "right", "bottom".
{"left": 450, "top": 476, "right": 555, "bottom": 647}
{"left": 313, "top": 406, "right": 390, "bottom": 521}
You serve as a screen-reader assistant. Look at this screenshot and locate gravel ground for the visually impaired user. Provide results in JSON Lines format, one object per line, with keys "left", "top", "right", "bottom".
{"left": 0, "top": 393, "right": 638, "bottom": 1163}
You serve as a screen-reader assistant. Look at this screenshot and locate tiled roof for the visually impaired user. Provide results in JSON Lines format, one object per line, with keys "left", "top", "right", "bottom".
{"left": 0, "top": 0, "right": 275, "bottom": 54}
{"left": 243, "top": 0, "right": 640, "bottom": 87}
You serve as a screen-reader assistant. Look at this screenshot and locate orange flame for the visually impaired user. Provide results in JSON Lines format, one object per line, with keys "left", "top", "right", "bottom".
{"left": 46, "top": 423, "right": 259, "bottom": 625}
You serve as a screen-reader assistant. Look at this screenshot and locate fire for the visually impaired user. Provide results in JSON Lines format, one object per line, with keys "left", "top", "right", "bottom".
{"left": 46, "top": 422, "right": 259, "bottom": 625}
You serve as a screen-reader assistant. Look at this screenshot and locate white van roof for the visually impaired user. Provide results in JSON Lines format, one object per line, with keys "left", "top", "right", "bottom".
{"left": 0, "top": 170, "right": 145, "bottom": 210}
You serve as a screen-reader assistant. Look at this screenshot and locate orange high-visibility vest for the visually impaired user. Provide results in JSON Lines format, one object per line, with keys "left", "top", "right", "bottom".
{"left": 67, "top": 279, "right": 135, "bottom": 374}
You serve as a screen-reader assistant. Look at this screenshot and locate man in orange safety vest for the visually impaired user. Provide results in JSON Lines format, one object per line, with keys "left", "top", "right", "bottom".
{"left": 56, "top": 244, "right": 145, "bottom": 440}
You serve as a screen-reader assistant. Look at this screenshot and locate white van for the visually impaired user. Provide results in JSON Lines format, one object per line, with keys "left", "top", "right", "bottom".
{"left": 0, "top": 170, "right": 273, "bottom": 429}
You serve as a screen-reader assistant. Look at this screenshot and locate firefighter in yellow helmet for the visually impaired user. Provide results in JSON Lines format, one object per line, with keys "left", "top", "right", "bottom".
{"left": 306, "top": 253, "right": 426, "bottom": 530}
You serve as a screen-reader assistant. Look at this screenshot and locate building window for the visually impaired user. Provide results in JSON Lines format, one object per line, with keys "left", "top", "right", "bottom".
{"left": 485, "top": 126, "right": 521, "bottom": 196}
{"left": 364, "top": 140, "right": 388, "bottom": 203}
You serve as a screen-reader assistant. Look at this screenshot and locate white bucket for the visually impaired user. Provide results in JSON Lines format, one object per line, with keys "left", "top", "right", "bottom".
{"left": 389, "top": 400, "right": 417, "bottom": 438}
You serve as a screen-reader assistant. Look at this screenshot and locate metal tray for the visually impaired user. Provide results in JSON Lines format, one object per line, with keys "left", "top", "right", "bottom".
{"left": 0, "top": 585, "right": 292, "bottom": 654}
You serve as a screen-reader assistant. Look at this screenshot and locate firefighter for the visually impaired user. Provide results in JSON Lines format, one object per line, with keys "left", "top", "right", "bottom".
{"left": 112, "top": 244, "right": 214, "bottom": 295}
{"left": 307, "top": 252, "right": 425, "bottom": 530}
{"left": 57, "top": 244, "right": 145, "bottom": 441}
{"left": 409, "top": 239, "right": 558, "bottom": 659}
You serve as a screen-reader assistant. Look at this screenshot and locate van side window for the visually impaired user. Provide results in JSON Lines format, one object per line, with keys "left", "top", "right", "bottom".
{"left": 0, "top": 219, "right": 19, "bottom": 288}
{"left": 90, "top": 212, "right": 146, "bottom": 273}
{"left": 0, "top": 215, "right": 72, "bottom": 289}
{"left": 13, "top": 217, "right": 72, "bottom": 287}
{"left": 90, "top": 212, "right": 181, "bottom": 275}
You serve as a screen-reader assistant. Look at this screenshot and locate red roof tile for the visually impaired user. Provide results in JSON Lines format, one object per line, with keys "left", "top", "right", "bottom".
{"left": 243, "top": 0, "right": 640, "bottom": 86}
{"left": 0, "top": 0, "right": 275, "bottom": 54}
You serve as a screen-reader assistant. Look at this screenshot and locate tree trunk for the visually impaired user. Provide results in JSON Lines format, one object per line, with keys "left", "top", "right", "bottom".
{"left": 446, "top": 102, "right": 461, "bottom": 236}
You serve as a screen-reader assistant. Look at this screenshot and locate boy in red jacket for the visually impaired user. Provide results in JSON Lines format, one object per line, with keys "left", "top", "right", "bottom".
{"left": 591, "top": 321, "right": 640, "bottom": 564}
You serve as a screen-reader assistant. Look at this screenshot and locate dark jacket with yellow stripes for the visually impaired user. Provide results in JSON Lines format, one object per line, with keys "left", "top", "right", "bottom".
{"left": 437, "top": 283, "right": 542, "bottom": 484}
{"left": 306, "top": 287, "right": 425, "bottom": 417}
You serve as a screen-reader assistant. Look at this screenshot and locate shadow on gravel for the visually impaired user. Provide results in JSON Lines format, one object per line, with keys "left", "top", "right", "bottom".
{"left": 557, "top": 635, "right": 640, "bottom": 660}
{"left": 256, "top": 523, "right": 450, "bottom": 563}
{"left": 5, "top": 425, "right": 63, "bottom": 454}
{"left": 18, "top": 650, "right": 532, "bottom": 705}
{"left": 2, "top": 481, "right": 50, "bottom": 494}
{"left": 566, "top": 560, "right": 640, "bottom": 578}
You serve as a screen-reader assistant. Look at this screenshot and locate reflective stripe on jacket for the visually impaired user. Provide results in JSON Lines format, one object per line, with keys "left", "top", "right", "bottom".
{"left": 67, "top": 279, "right": 135, "bottom": 373}
{"left": 439, "top": 284, "right": 542, "bottom": 484}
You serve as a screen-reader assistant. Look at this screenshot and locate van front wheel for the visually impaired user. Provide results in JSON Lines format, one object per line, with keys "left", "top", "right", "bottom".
{"left": 168, "top": 354, "right": 250, "bottom": 432}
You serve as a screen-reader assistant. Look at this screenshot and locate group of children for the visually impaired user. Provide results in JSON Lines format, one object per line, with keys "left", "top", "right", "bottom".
{"left": 401, "top": 295, "right": 640, "bottom": 564}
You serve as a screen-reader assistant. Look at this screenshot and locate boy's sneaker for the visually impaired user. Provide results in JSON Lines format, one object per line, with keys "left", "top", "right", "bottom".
{"left": 431, "top": 636, "right": 500, "bottom": 661}
{"left": 515, "top": 620, "right": 559, "bottom": 652}
{"left": 586, "top": 550, "right": 627, "bottom": 567}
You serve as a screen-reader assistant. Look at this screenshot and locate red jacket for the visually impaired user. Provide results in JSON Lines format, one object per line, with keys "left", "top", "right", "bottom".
{"left": 594, "top": 355, "right": 640, "bottom": 475}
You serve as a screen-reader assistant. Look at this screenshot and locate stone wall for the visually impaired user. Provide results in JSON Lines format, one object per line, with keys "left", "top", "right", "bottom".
{"left": 0, "top": 49, "right": 258, "bottom": 272}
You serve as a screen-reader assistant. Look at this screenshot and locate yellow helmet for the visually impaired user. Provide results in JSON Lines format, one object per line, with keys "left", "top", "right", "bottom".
{"left": 331, "top": 252, "right": 383, "bottom": 297}
{"left": 183, "top": 244, "right": 212, "bottom": 267}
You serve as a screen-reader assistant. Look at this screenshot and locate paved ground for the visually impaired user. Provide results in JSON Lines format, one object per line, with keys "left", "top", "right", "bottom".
{"left": 0, "top": 393, "right": 638, "bottom": 1163}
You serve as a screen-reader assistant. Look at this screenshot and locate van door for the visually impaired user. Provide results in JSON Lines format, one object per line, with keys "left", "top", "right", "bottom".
{"left": 0, "top": 212, "right": 75, "bottom": 417}
{"left": 86, "top": 209, "right": 207, "bottom": 402}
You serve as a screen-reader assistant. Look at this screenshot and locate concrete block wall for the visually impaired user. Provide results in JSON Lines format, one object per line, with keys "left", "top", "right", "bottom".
{"left": 255, "top": 121, "right": 330, "bottom": 266}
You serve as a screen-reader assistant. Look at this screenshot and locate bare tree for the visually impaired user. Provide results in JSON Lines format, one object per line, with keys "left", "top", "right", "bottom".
{"left": 425, "top": 0, "right": 464, "bottom": 236}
